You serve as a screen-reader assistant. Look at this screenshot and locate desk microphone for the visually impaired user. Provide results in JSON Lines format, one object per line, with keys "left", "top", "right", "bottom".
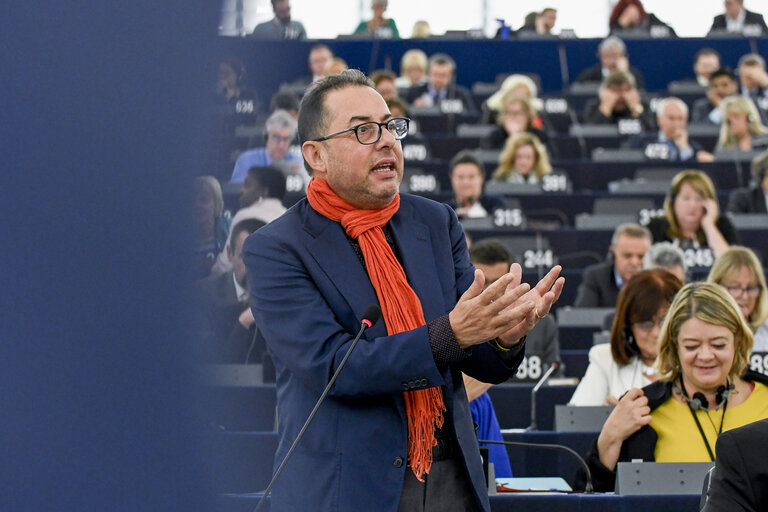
{"left": 253, "top": 304, "right": 382, "bottom": 512}
{"left": 478, "top": 437, "right": 594, "bottom": 493}
{"left": 526, "top": 361, "right": 559, "bottom": 432}
{"left": 566, "top": 106, "right": 589, "bottom": 159}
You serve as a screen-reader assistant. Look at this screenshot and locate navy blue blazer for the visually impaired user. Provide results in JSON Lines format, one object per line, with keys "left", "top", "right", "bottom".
{"left": 244, "top": 193, "right": 521, "bottom": 512}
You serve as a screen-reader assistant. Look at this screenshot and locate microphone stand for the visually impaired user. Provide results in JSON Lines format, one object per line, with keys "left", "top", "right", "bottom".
{"left": 526, "top": 361, "right": 559, "bottom": 432}
{"left": 478, "top": 438, "right": 594, "bottom": 493}
{"left": 253, "top": 307, "right": 380, "bottom": 512}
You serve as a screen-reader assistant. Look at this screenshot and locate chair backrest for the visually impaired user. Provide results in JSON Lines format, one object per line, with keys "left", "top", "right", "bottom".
{"left": 591, "top": 148, "right": 646, "bottom": 163}
{"left": 557, "top": 307, "right": 615, "bottom": 327}
{"left": 575, "top": 213, "right": 637, "bottom": 230}
{"left": 593, "top": 197, "right": 655, "bottom": 215}
{"left": 570, "top": 124, "right": 619, "bottom": 137}
{"left": 634, "top": 167, "right": 679, "bottom": 183}
{"left": 593, "top": 331, "right": 611, "bottom": 345}
{"left": 456, "top": 123, "right": 496, "bottom": 138}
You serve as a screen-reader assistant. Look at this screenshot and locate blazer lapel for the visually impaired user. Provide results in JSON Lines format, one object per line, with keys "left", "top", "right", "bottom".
{"left": 304, "top": 208, "right": 385, "bottom": 337}
{"left": 389, "top": 200, "right": 444, "bottom": 323}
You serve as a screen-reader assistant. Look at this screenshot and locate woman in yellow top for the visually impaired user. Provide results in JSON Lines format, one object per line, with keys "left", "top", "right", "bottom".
{"left": 578, "top": 282, "right": 768, "bottom": 492}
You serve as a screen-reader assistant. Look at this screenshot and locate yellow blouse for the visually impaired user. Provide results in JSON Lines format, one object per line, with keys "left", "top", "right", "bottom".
{"left": 651, "top": 382, "right": 768, "bottom": 462}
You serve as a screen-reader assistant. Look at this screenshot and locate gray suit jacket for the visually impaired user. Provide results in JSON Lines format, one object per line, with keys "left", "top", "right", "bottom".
{"left": 573, "top": 261, "right": 620, "bottom": 308}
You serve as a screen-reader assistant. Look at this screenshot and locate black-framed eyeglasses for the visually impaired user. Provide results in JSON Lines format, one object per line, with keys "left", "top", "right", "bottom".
{"left": 312, "top": 117, "right": 410, "bottom": 145}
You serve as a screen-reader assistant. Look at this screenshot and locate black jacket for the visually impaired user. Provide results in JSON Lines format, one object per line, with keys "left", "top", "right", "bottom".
{"left": 404, "top": 83, "right": 476, "bottom": 113}
{"left": 709, "top": 10, "right": 768, "bottom": 35}
{"left": 703, "top": 417, "right": 768, "bottom": 512}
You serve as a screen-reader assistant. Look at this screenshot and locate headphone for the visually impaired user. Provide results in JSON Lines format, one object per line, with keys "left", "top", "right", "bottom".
{"left": 674, "top": 376, "right": 733, "bottom": 461}
{"left": 623, "top": 324, "right": 641, "bottom": 358}
{"left": 673, "top": 378, "right": 733, "bottom": 411}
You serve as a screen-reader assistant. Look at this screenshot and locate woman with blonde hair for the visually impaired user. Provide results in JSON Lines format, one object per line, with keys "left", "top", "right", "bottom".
{"left": 393, "top": 49, "right": 428, "bottom": 89}
{"left": 577, "top": 282, "right": 768, "bottom": 492}
{"left": 717, "top": 96, "right": 768, "bottom": 152}
{"left": 646, "top": 169, "right": 738, "bottom": 261}
{"left": 485, "top": 74, "right": 544, "bottom": 126}
{"left": 486, "top": 94, "right": 548, "bottom": 149}
{"left": 708, "top": 246, "right": 768, "bottom": 351}
{"left": 493, "top": 133, "right": 551, "bottom": 184}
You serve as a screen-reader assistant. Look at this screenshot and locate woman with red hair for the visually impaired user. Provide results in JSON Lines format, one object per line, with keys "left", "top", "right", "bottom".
{"left": 609, "top": 0, "right": 676, "bottom": 37}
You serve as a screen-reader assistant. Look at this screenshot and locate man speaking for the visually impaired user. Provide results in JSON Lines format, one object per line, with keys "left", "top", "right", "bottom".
{"left": 243, "top": 69, "right": 564, "bottom": 512}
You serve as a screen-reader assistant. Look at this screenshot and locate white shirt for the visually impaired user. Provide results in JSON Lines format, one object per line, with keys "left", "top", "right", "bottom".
{"left": 233, "top": 273, "right": 248, "bottom": 303}
{"left": 726, "top": 8, "right": 747, "bottom": 32}
{"left": 569, "top": 343, "right": 656, "bottom": 406}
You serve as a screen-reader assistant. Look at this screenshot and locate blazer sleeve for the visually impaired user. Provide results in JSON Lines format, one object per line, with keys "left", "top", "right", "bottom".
{"left": 703, "top": 432, "right": 754, "bottom": 512}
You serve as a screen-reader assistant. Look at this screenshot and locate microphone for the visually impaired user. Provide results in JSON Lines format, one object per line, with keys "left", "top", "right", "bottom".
{"left": 526, "top": 361, "right": 559, "bottom": 432}
{"left": 566, "top": 105, "right": 589, "bottom": 159}
{"left": 253, "top": 305, "right": 382, "bottom": 512}
{"left": 690, "top": 393, "right": 706, "bottom": 411}
{"left": 478, "top": 438, "right": 594, "bottom": 493}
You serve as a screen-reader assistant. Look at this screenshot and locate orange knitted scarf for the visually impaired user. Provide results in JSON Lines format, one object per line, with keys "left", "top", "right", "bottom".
{"left": 306, "top": 177, "right": 446, "bottom": 481}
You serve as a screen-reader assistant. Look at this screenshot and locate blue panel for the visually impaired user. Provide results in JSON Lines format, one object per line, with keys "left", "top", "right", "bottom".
{"left": 0, "top": 1, "right": 218, "bottom": 510}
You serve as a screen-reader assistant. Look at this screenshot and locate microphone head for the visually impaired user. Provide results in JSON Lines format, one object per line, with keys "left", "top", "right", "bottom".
{"left": 690, "top": 392, "right": 708, "bottom": 411}
{"left": 361, "top": 304, "right": 382, "bottom": 328}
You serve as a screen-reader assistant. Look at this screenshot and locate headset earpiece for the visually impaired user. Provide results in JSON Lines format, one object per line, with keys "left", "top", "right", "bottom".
{"left": 691, "top": 392, "right": 708, "bottom": 411}
{"left": 623, "top": 324, "right": 640, "bottom": 358}
{"left": 676, "top": 378, "right": 732, "bottom": 411}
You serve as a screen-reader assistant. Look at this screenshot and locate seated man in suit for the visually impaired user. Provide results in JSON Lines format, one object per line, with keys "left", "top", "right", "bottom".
{"left": 405, "top": 53, "right": 476, "bottom": 113}
{"left": 630, "top": 97, "right": 714, "bottom": 163}
{"left": 574, "top": 36, "right": 646, "bottom": 90}
{"left": 702, "top": 417, "right": 768, "bottom": 512}
{"left": 693, "top": 67, "right": 740, "bottom": 125}
{"left": 708, "top": 0, "right": 768, "bottom": 36}
{"left": 691, "top": 48, "right": 722, "bottom": 88}
{"left": 583, "top": 70, "right": 654, "bottom": 131}
{"left": 574, "top": 223, "right": 652, "bottom": 308}
{"left": 728, "top": 150, "right": 768, "bottom": 214}
{"left": 196, "top": 218, "right": 266, "bottom": 363}
{"left": 250, "top": 0, "right": 307, "bottom": 40}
